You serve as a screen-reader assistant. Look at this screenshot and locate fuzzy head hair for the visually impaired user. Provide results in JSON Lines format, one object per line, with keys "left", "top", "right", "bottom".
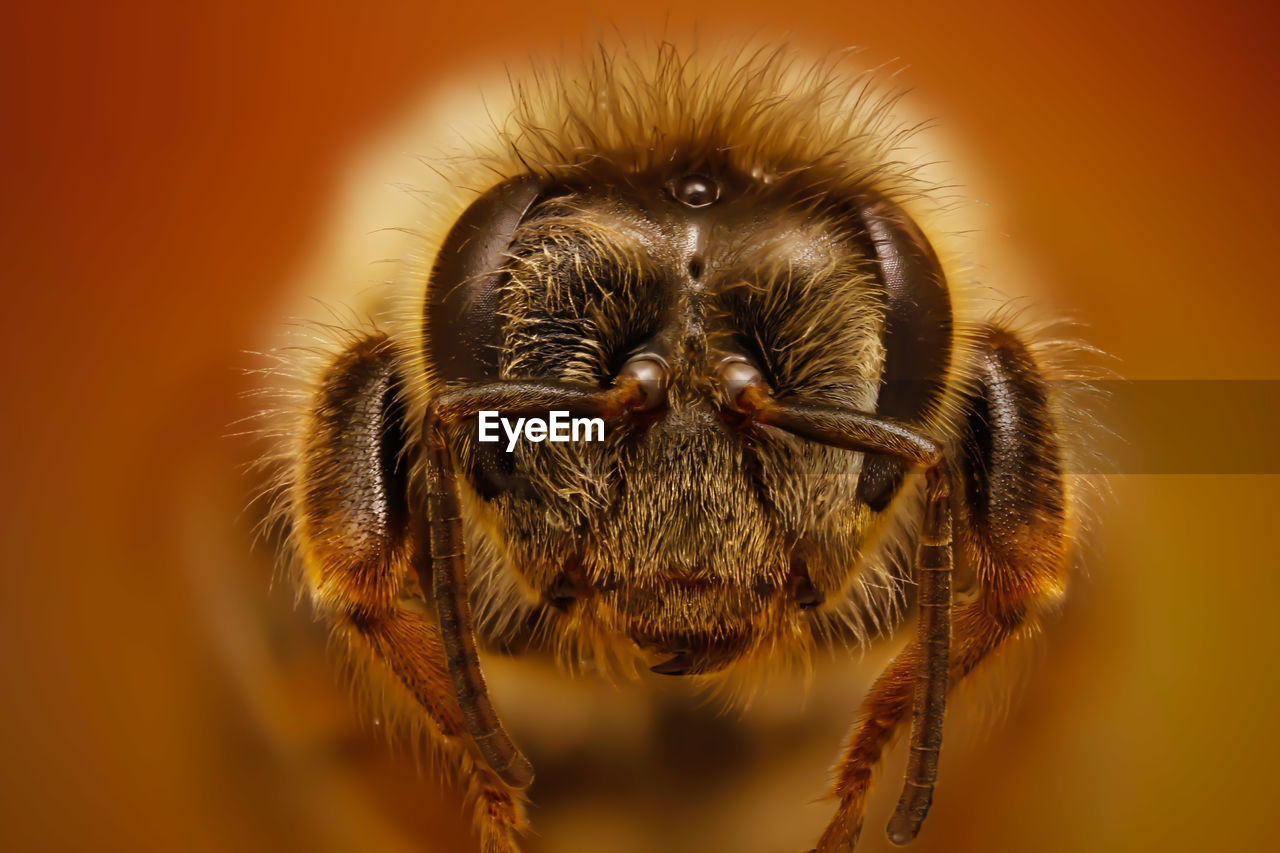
{"left": 379, "top": 40, "right": 970, "bottom": 691}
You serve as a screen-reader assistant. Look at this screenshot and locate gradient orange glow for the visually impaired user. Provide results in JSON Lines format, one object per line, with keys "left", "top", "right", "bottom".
{"left": 3, "top": 1, "right": 1278, "bottom": 851}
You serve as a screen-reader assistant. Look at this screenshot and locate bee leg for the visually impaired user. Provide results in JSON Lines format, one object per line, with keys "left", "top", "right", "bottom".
{"left": 296, "top": 334, "right": 526, "bottom": 852}
{"left": 725, "top": 384, "right": 947, "bottom": 853}
{"left": 810, "top": 464, "right": 951, "bottom": 853}
{"left": 420, "top": 377, "right": 647, "bottom": 785}
{"left": 815, "top": 324, "right": 1069, "bottom": 851}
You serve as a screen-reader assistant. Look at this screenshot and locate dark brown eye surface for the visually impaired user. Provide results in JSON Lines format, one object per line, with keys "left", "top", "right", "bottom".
{"left": 425, "top": 175, "right": 548, "bottom": 380}
{"left": 671, "top": 174, "right": 719, "bottom": 207}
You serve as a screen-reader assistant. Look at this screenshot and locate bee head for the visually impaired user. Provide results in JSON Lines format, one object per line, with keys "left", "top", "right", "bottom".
{"left": 423, "top": 157, "right": 951, "bottom": 674}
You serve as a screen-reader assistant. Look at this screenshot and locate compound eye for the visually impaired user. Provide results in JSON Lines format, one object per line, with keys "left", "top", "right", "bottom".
{"left": 617, "top": 355, "right": 668, "bottom": 411}
{"left": 717, "top": 358, "right": 765, "bottom": 408}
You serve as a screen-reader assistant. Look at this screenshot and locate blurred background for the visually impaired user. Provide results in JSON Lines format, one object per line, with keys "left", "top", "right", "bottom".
{"left": 3, "top": 1, "right": 1278, "bottom": 851}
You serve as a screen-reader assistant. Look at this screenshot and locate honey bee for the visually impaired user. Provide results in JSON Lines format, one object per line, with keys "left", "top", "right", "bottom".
{"left": 269, "top": 41, "right": 1084, "bottom": 853}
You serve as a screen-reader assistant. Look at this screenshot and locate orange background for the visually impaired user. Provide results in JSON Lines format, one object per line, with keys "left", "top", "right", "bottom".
{"left": 3, "top": 1, "right": 1278, "bottom": 851}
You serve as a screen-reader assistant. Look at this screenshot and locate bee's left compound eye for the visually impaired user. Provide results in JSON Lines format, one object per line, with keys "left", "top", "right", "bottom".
{"left": 616, "top": 355, "right": 668, "bottom": 411}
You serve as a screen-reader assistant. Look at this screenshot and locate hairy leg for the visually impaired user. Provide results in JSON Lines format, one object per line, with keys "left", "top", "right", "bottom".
{"left": 815, "top": 324, "right": 1070, "bottom": 851}
{"left": 293, "top": 333, "right": 525, "bottom": 852}
{"left": 419, "top": 375, "right": 648, "bottom": 786}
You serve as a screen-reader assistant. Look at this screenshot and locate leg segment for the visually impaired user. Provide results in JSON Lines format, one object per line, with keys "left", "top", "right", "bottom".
{"left": 421, "top": 378, "right": 646, "bottom": 788}
{"left": 813, "top": 324, "right": 1070, "bottom": 851}
{"left": 886, "top": 464, "right": 953, "bottom": 843}
{"left": 293, "top": 333, "right": 524, "bottom": 851}
{"left": 728, "top": 383, "right": 954, "bottom": 848}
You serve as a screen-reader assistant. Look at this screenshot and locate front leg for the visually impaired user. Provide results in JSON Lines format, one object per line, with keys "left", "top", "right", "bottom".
{"left": 816, "top": 324, "right": 1071, "bottom": 851}
{"left": 419, "top": 372, "right": 653, "bottom": 786}
{"left": 293, "top": 333, "right": 525, "bottom": 853}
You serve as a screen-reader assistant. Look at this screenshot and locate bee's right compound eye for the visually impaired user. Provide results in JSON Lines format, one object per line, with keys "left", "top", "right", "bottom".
{"left": 616, "top": 354, "right": 668, "bottom": 411}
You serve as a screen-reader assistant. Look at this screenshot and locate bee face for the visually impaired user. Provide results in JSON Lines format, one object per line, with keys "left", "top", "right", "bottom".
{"left": 279, "top": 41, "right": 1079, "bottom": 850}
{"left": 435, "top": 164, "right": 914, "bottom": 672}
